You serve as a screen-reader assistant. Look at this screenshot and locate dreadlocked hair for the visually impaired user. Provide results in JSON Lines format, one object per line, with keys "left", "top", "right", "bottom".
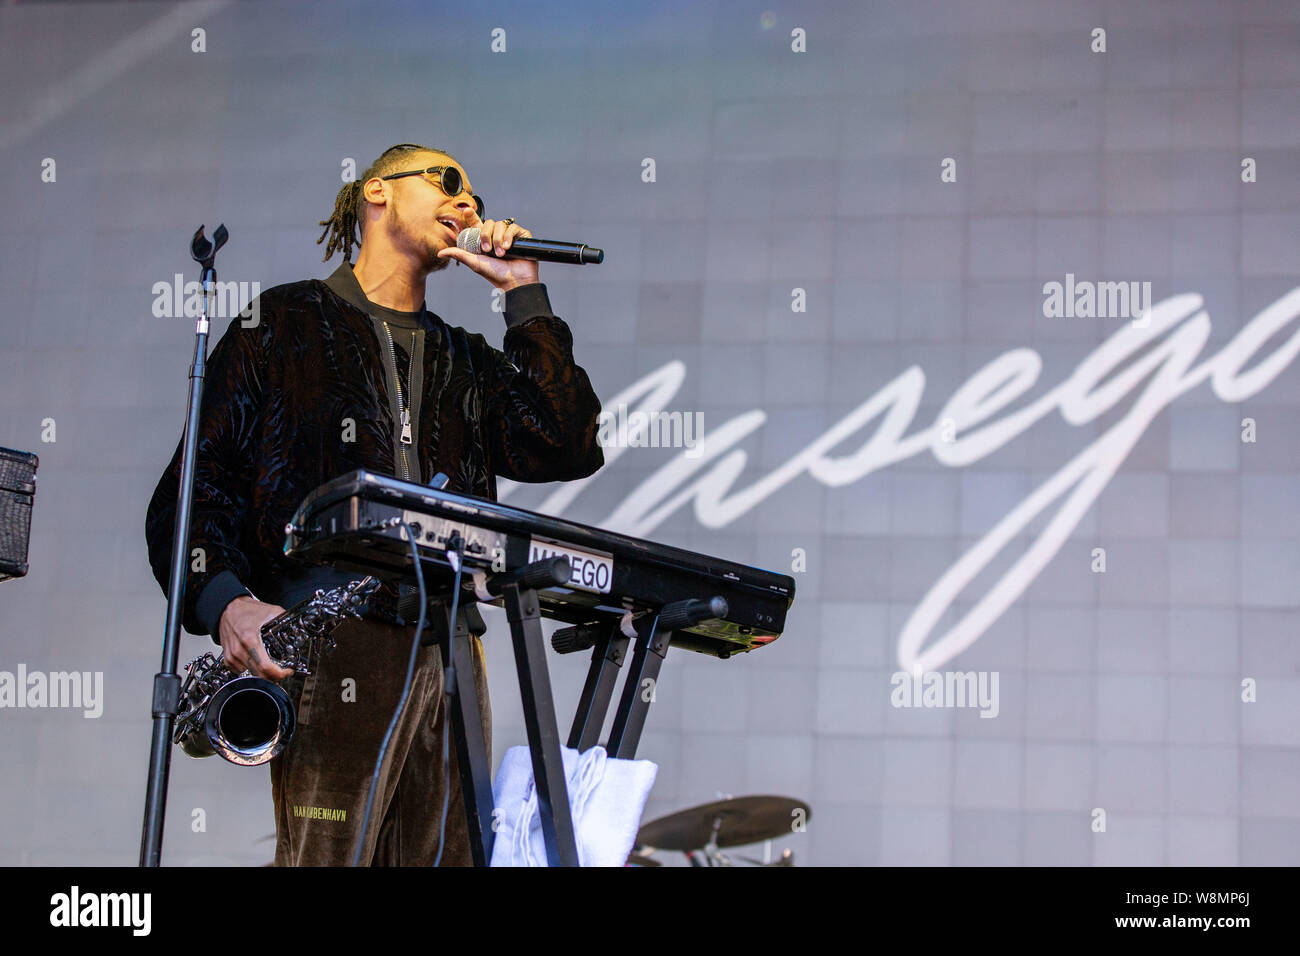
{"left": 317, "top": 142, "right": 459, "bottom": 262}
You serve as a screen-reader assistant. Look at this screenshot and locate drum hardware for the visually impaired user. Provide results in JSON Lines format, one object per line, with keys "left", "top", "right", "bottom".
{"left": 634, "top": 795, "right": 811, "bottom": 867}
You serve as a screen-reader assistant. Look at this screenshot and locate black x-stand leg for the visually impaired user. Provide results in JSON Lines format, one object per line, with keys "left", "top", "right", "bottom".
{"left": 607, "top": 598, "right": 727, "bottom": 758}
{"left": 606, "top": 612, "right": 672, "bottom": 759}
{"left": 472, "top": 566, "right": 727, "bottom": 866}
{"left": 498, "top": 571, "right": 580, "bottom": 867}
{"left": 557, "top": 597, "right": 729, "bottom": 761}
{"left": 559, "top": 621, "right": 630, "bottom": 752}
{"left": 443, "top": 602, "right": 495, "bottom": 867}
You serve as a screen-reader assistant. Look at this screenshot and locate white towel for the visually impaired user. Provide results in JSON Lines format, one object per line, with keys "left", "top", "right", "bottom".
{"left": 489, "top": 744, "right": 658, "bottom": 867}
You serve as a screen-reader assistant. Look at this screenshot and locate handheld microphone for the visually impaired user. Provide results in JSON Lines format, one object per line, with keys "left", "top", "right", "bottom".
{"left": 456, "top": 227, "right": 604, "bottom": 264}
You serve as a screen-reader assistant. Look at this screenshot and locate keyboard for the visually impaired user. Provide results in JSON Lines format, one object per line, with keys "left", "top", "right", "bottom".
{"left": 283, "top": 470, "right": 795, "bottom": 658}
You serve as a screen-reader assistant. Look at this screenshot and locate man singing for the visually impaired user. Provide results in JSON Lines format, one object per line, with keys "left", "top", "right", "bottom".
{"left": 145, "top": 142, "right": 605, "bottom": 865}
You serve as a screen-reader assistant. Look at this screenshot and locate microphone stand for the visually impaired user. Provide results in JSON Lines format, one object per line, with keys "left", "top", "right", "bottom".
{"left": 139, "top": 224, "right": 229, "bottom": 867}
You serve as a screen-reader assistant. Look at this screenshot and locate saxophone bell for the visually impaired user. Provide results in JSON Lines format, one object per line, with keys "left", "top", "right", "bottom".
{"left": 179, "top": 675, "right": 296, "bottom": 765}
{"left": 173, "top": 576, "right": 381, "bottom": 767}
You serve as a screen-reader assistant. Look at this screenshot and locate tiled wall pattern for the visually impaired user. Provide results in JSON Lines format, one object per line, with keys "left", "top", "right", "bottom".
{"left": 0, "top": 0, "right": 1296, "bottom": 865}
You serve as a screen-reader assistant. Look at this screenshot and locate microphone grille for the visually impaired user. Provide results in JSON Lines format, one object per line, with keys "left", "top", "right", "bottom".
{"left": 456, "top": 226, "right": 481, "bottom": 253}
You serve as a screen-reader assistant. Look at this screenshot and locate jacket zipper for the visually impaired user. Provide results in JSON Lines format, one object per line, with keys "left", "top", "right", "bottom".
{"left": 380, "top": 320, "right": 416, "bottom": 481}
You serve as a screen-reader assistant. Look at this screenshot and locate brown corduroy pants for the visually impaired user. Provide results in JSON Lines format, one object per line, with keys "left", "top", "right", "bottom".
{"left": 268, "top": 613, "right": 491, "bottom": 866}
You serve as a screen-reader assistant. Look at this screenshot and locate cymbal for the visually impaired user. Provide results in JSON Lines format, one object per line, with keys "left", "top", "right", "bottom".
{"left": 625, "top": 852, "right": 663, "bottom": 867}
{"left": 636, "top": 795, "right": 810, "bottom": 851}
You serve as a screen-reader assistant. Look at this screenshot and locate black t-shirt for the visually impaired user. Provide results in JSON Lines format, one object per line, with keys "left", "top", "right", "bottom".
{"left": 368, "top": 301, "right": 422, "bottom": 397}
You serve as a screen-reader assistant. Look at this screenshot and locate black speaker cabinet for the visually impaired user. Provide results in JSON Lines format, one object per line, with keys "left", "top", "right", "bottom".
{"left": 0, "top": 447, "right": 38, "bottom": 581}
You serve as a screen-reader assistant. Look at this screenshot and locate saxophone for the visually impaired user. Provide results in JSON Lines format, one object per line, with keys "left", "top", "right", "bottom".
{"left": 173, "top": 576, "right": 382, "bottom": 766}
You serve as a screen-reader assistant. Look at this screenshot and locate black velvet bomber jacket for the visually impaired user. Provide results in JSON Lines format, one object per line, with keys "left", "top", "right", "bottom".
{"left": 145, "top": 263, "right": 605, "bottom": 638}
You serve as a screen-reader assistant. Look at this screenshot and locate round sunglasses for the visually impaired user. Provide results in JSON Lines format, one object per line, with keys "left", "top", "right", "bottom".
{"left": 379, "top": 165, "right": 484, "bottom": 220}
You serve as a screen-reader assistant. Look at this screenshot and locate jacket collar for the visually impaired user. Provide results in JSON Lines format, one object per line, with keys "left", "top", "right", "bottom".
{"left": 324, "top": 260, "right": 387, "bottom": 314}
{"left": 323, "top": 261, "right": 438, "bottom": 330}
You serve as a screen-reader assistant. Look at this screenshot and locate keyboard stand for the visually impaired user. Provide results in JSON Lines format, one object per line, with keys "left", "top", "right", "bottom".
{"left": 564, "top": 613, "right": 676, "bottom": 764}
{"left": 499, "top": 580, "right": 581, "bottom": 866}
{"left": 606, "top": 613, "right": 673, "bottom": 759}
{"left": 441, "top": 580, "right": 582, "bottom": 867}
{"left": 430, "top": 565, "right": 727, "bottom": 867}
{"left": 566, "top": 622, "right": 631, "bottom": 752}
{"left": 444, "top": 603, "right": 495, "bottom": 867}
{"left": 564, "top": 597, "right": 726, "bottom": 761}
